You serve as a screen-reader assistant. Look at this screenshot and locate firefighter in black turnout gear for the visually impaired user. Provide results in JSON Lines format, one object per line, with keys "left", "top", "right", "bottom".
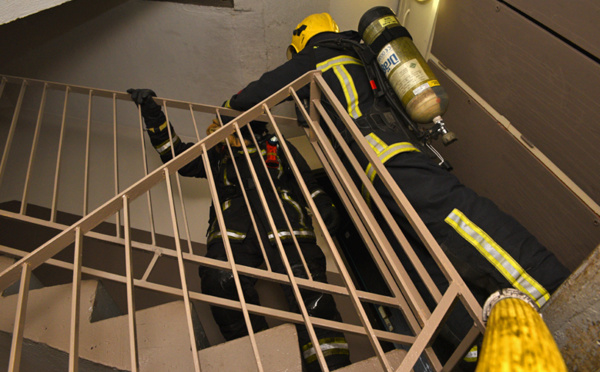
{"left": 222, "top": 12, "right": 570, "bottom": 367}
{"left": 127, "top": 88, "right": 351, "bottom": 371}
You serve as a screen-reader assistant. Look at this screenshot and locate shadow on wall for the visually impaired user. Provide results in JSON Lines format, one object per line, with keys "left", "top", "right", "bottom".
{"left": 0, "top": 0, "right": 129, "bottom": 72}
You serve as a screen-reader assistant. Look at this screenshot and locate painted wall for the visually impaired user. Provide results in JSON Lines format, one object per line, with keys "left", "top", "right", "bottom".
{"left": 0, "top": 0, "right": 417, "bottom": 270}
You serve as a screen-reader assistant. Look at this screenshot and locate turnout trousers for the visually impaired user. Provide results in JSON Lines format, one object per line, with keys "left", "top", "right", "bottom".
{"left": 199, "top": 226, "right": 350, "bottom": 371}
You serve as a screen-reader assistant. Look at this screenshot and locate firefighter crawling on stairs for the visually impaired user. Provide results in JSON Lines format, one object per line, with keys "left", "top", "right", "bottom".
{"left": 127, "top": 88, "right": 351, "bottom": 371}
{"left": 220, "top": 11, "right": 571, "bottom": 369}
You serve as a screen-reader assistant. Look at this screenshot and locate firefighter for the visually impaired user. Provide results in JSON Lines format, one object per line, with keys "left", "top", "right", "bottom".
{"left": 127, "top": 88, "right": 350, "bottom": 371}
{"left": 221, "top": 13, "right": 571, "bottom": 368}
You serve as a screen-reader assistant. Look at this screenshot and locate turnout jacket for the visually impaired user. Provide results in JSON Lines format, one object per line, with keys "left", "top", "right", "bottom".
{"left": 226, "top": 31, "right": 419, "bottom": 177}
{"left": 224, "top": 31, "right": 569, "bottom": 307}
{"left": 146, "top": 122, "right": 332, "bottom": 247}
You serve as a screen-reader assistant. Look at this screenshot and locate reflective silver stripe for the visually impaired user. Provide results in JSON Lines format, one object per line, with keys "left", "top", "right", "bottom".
{"left": 207, "top": 230, "right": 246, "bottom": 243}
{"left": 317, "top": 56, "right": 363, "bottom": 119}
{"left": 281, "top": 191, "right": 307, "bottom": 227}
{"left": 445, "top": 208, "right": 550, "bottom": 307}
{"left": 155, "top": 135, "right": 180, "bottom": 154}
{"left": 302, "top": 342, "right": 350, "bottom": 360}
{"left": 311, "top": 189, "right": 325, "bottom": 199}
{"left": 463, "top": 346, "right": 478, "bottom": 362}
{"left": 267, "top": 229, "right": 316, "bottom": 241}
{"left": 222, "top": 200, "right": 231, "bottom": 211}
{"left": 364, "top": 133, "right": 386, "bottom": 153}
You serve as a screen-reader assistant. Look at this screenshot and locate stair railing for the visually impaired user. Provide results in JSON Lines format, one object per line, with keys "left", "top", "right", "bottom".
{"left": 0, "top": 72, "right": 484, "bottom": 372}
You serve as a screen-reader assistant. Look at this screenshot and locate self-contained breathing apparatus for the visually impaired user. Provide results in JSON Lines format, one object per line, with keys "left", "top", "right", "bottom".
{"left": 314, "top": 6, "right": 456, "bottom": 170}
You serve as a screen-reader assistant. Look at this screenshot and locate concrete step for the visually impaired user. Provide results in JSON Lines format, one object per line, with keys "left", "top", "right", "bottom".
{"left": 0, "top": 330, "right": 126, "bottom": 372}
{"left": 198, "top": 323, "right": 302, "bottom": 372}
{"left": 339, "top": 348, "right": 408, "bottom": 372}
{"left": 0, "top": 279, "right": 207, "bottom": 371}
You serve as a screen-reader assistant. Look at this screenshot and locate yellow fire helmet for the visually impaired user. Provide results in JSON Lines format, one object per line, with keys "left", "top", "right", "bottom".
{"left": 286, "top": 13, "right": 339, "bottom": 60}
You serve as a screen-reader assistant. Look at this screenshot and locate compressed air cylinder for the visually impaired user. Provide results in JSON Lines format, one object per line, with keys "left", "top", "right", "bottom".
{"left": 359, "top": 6, "right": 449, "bottom": 124}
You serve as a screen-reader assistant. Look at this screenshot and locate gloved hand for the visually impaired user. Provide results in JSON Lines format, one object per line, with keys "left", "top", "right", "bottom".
{"left": 127, "top": 88, "right": 165, "bottom": 129}
{"left": 313, "top": 192, "right": 340, "bottom": 235}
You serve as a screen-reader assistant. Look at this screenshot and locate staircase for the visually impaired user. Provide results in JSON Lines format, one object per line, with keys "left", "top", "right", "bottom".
{"left": 0, "top": 73, "right": 493, "bottom": 371}
{"left": 0, "top": 255, "right": 305, "bottom": 371}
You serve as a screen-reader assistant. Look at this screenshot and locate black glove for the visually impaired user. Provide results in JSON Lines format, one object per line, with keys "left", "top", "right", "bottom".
{"left": 313, "top": 192, "right": 340, "bottom": 235}
{"left": 127, "top": 88, "right": 165, "bottom": 129}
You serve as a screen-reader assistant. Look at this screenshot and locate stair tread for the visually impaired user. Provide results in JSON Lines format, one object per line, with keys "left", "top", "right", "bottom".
{"left": 0, "top": 279, "right": 205, "bottom": 371}
{"left": 198, "top": 323, "right": 302, "bottom": 372}
{"left": 338, "top": 348, "right": 408, "bottom": 372}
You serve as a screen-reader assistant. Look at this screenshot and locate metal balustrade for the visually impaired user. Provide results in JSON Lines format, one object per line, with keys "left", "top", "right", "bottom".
{"left": 0, "top": 72, "right": 485, "bottom": 372}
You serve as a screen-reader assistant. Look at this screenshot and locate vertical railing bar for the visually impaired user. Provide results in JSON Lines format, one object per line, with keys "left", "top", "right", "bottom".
{"left": 314, "top": 73, "right": 487, "bottom": 330}
{"left": 114, "top": 94, "right": 122, "bottom": 238}
{"left": 244, "top": 120, "right": 314, "bottom": 279}
{"left": 50, "top": 87, "right": 70, "bottom": 223}
{"left": 199, "top": 143, "right": 265, "bottom": 372}
{"left": 214, "top": 111, "right": 272, "bottom": 272}
{"left": 123, "top": 195, "right": 140, "bottom": 372}
{"left": 294, "top": 105, "right": 417, "bottom": 311}
{"left": 231, "top": 123, "right": 329, "bottom": 372}
{"left": 265, "top": 104, "right": 393, "bottom": 371}
{"left": 316, "top": 85, "right": 485, "bottom": 332}
{"left": 68, "top": 227, "right": 84, "bottom": 372}
{"left": 7, "top": 263, "right": 31, "bottom": 372}
{"left": 140, "top": 249, "right": 162, "bottom": 282}
{"left": 163, "top": 103, "right": 194, "bottom": 254}
{"left": 0, "top": 79, "right": 27, "bottom": 189}
{"left": 163, "top": 168, "right": 201, "bottom": 372}
{"left": 309, "top": 136, "right": 404, "bottom": 297}
{"left": 309, "top": 135, "right": 443, "bottom": 368}
{"left": 20, "top": 82, "right": 48, "bottom": 215}
{"left": 82, "top": 90, "right": 93, "bottom": 216}
{"left": 188, "top": 104, "right": 201, "bottom": 142}
{"left": 311, "top": 98, "right": 431, "bottom": 324}
{"left": 311, "top": 75, "right": 444, "bottom": 302}
{"left": 136, "top": 106, "right": 157, "bottom": 246}
{"left": 0, "top": 76, "right": 7, "bottom": 99}
{"left": 291, "top": 91, "right": 439, "bottom": 346}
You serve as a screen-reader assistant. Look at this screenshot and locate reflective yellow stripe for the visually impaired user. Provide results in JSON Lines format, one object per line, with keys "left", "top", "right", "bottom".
{"left": 333, "top": 65, "right": 362, "bottom": 118}
{"left": 147, "top": 121, "right": 168, "bottom": 133}
{"left": 361, "top": 133, "right": 419, "bottom": 205}
{"left": 317, "top": 56, "right": 363, "bottom": 119}
{"left": 445, "top": 208, "right": 550, "bottom": 307}
{"left": 316, "top": 56, "right": 362, "bottom": 72}
{"left": 237, "top": 147, "right": 265, "bottom": 155}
